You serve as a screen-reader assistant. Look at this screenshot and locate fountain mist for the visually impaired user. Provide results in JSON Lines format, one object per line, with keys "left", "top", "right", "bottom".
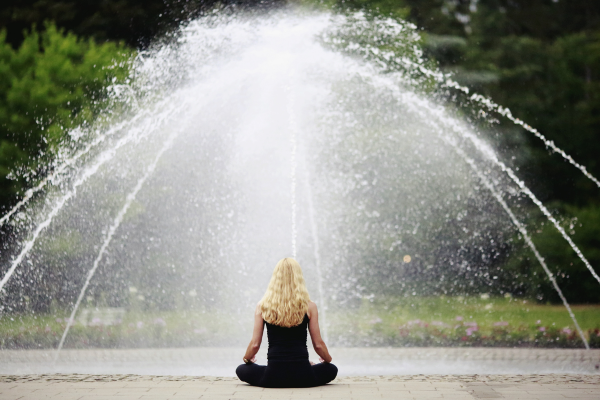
{"left": 0, "top": 9, "right": 596, "bottom": 354}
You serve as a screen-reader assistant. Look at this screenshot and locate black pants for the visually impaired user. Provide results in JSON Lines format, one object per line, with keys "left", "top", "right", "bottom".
{"left": 236, "top": 360, "right": 338, "bottom": 388}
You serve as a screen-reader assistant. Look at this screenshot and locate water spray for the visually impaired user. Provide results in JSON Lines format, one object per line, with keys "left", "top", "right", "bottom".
{"left": 54, "top": 119, "right": 184, "bottom": 361}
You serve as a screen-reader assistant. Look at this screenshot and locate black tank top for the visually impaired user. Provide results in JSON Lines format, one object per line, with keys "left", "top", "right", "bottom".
{"left": 265, "top": 314, "right": 309, "bottom": 361}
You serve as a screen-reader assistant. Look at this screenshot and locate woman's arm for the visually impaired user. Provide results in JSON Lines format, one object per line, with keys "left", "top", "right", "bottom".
{"left": 242, "top": 303, "right": 264, "bottom": 363}
{"left": 307, "top": 301, "right": 333, "bottom": 363}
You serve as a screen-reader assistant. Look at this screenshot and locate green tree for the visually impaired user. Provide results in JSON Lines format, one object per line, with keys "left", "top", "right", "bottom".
{"left": 314, "top": 0, "right": 600, "bottom": 303}
{"left": 504, "top": 204, "right": 600, "bottom": 304}
{"left": 0, "top": 23, "right": 130, "bottom": 211}
{"left": 0, "top": 0, "right": 278, "bottom": 49}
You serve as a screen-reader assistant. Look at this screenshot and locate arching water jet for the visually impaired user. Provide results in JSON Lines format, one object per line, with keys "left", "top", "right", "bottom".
{"left": 0, "top": 10, "right": 595, "bottom": 368}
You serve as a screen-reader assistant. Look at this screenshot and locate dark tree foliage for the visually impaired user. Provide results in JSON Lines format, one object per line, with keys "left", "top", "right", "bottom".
{"left": 0, "top": 0, "right": 282, "bottom": 49}
{"left": 0, "top": 0, "right": 280, "bottom": 211}
{"left": 333, "top": 1, "right": 600, "bottom": 202}
{"left": 0, "top": 24, "right": 130, "bottom": 211}
{"left": 0, "top": 0, "right": 599, "bottom": 304}
{"left": 331, "top": 0, "right": 600, "bottom": 303}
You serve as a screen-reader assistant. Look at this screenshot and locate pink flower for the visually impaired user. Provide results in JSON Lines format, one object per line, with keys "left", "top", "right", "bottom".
{"left": 493, "top": 322, "right": 509, "bottom": 326}
{"left": 455, "top": 316, "right": 463, "bottom": 321}
{"left": 562, "top": 328, "right": 572, "bottom": 334}
{"left": 538, "top": 327, "right": 546, "bottom": 332}
{"left": 466, "top": 326, "right": 479, "bottom": 336}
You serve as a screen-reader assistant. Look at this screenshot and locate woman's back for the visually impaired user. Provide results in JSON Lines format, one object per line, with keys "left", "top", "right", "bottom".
{"left": 265, "top": 314, "right": 309, "bottom": 361}
{"left": 241, "top": 313, "right": 334, "bottom": 388}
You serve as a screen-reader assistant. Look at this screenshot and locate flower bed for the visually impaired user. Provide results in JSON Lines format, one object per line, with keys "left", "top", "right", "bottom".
{"left": 0, "top": 312, "right": 236, "bottom": 349}
{"left": 2, "top": 298, "right": 599, "bottom": 349}
{"left": 329, "top": 318, "right": 596, "bottom": 348}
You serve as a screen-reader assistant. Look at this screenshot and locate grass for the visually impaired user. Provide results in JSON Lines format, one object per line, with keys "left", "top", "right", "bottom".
{"left": 330, "top": 295, "right": 600, "bottom": 330}
{"left": 327, "top": 295, "right": 600, "bottom": 347}
{"left": 1, "top": 296, "right": 599, "bottom": 349}
{"left": 0, "top": 309, "right": 245, "bottom": 349}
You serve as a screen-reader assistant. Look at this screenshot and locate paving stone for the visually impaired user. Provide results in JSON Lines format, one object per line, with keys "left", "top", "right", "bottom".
{"left": 408, "top": 390, "right": 445, "bottom": 397}
{"left": 554, "top": 389, "right": 600, "bottom": 398}
{"left": 80, "top": 396, "right": 131, "bottom": 400}
{"left": 321, "top": 390, "right": 353, "bottom": 395}
{"left": 145, "top": 387, "right": 179, "bottom": 394}
{"left": 13, "top": 397, "right": 56, "bottom": 400}
{"left": 1, "top": 374, "right": 599, "bottom": 399}
{"left": 139, "top": 397, "right": 182, "bottom": 400}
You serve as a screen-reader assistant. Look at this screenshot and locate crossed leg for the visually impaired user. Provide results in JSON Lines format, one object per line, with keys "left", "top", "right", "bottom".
{"left": 236, "top": 363, "right": 267, "bottom": 386}
{"left": 312, "top": 362, "right": 338, "bottom": 385}
{"left": 236, "top": 362, "right": 337, "bottom": 387}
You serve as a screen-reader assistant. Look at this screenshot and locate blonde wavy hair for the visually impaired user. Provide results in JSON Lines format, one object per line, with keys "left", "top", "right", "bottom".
{"left": 260, "top": 258, "right": 311, "bottom": 327}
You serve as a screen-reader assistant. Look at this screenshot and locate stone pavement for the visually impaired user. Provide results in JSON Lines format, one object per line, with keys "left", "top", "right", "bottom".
{"left": 1, "top": 374, "right": 599, "bottom": 400}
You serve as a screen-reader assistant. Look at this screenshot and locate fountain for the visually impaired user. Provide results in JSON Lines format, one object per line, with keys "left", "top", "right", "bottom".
{"left": 0, "top": 8, "right": 598, "bottom": 375}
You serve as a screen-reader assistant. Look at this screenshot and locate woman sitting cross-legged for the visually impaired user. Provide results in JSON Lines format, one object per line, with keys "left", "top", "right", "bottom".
{"left": 236, "top": 257, "right": 338, "bottom": 388}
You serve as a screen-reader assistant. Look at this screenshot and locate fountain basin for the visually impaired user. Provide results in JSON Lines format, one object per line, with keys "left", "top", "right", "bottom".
{"left": 1, "top": 347, "right": 598, "bottom": 376}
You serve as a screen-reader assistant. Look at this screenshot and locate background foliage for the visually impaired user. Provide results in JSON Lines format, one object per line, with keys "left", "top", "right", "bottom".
{"left": 0, "top": 0, "right": 599, "bottom": 305}
{"left": 315, "top": 0, "right": 600, "bottom": 304}
{"left": 0, "top": 23, "right": 130, "bottom": 211}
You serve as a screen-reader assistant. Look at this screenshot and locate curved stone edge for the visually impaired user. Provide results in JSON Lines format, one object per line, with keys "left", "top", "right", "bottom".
{"left": 1, "top": 374, "right": 599, "bottom": 384}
